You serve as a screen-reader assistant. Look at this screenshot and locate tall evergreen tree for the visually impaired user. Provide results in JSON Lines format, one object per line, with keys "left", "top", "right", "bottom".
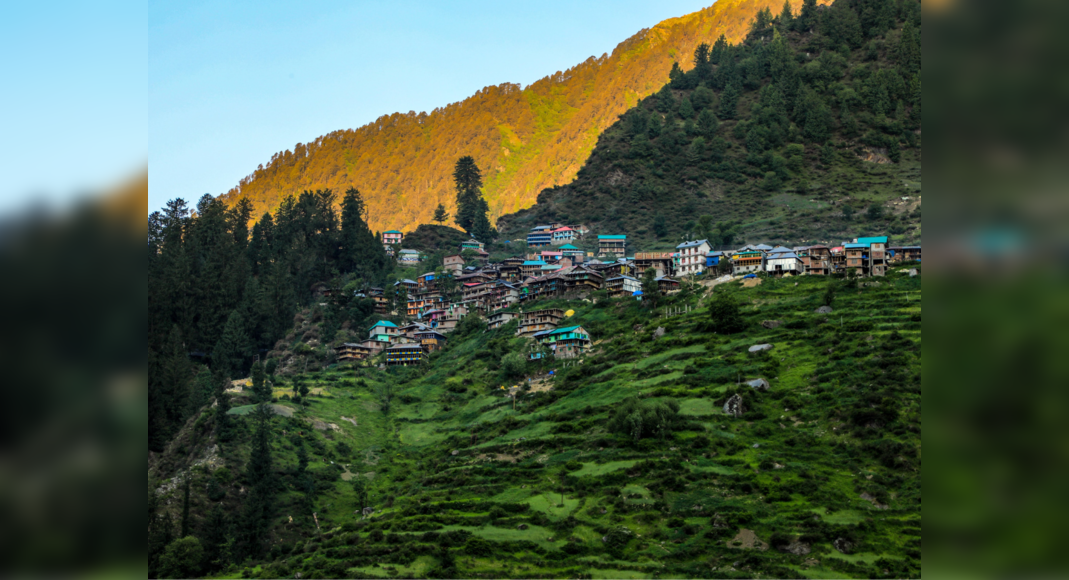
{"left": 250, "top": 361, "right": 269, "bottom": 403}
{"left": 453, "top": 156, "right": 483, "bottom": 232}
{"left": 678, "top": 95, "right": 695, "bottom": 119}
{"left": 340, "top": 186, "right": 389, "bottom": 282}
{"left": 897, "top": 20, "right": 920, "bottom": 76}
{"left": 237, "top": 404, "right": 275, "bottom": 560}
{"left": 212, "top": 309, "right": 251, "bottom": 379}
{"left": 718, "top": 82, "right": 740, "bottom": 120}
{"left": 432, "top": 203, "right": 449, "bottom": 224}
{"left": 778, "top": 0, "right": 794, "bottom": 28}
{"left": 796, "top": 0, "right": 818, "bottom": 31}
{"left": 656, "top": 84, "right": 675, "bottom": 113}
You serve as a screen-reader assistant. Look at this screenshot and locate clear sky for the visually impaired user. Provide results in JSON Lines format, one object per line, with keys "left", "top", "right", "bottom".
{"left": 1, "top": 1, "right": 147, "bottom": 214}
{"left": 148, "top": 0, "right": 715, "bottom": 213}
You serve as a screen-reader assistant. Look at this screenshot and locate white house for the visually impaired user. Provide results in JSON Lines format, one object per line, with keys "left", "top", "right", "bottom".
{"left": 765, "top": 248, "right": 804, "bottom": 276}
{"left": 675, "top": 239, "right": 712, "bottom": 276}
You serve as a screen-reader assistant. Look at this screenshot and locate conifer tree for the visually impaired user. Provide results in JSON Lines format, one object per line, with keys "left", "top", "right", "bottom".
{"left": 341, "top": 186, "right": 389, "bottom": 282}
{"left": 212, "top": 309, "right": 251, "bottom": 380}
{"left": 214, "top": 371, "right": 233, "bottom": 442}
{"left": 897, "top": 20, "right": 920, "bottom": 76}
{"left": 678, "top": 95, "right": 695, "bottom": 119}
{"left": 453, "top": 156, "right": 483, "bottom": 232}
{"left": 697, "top": 109, "right": 720, "bottom": 138}
{"left": 656, "top": 85, "right": 675, "bottom": 113}
{"left": 778, "top": 0, "right": 794, "bottom": 28}
{"left": 710, "top": 34, "right": 729, "bottom": 64}
{"left": 647, "top": 114, "right": 662, "bottom": 137}
{"left": 796, "top": 0, "right": 818, "bottom": 31}
{"left": 432, "top": 203, "right": 449, "bottom": 224}
{"left": 718, "top": 83, "right": 740, "bottom": 120}
{"left": 251, "top": 361, "right": 269, "bottom": 403}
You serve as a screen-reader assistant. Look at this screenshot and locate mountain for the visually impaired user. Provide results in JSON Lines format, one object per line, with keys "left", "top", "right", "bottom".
{"left": 498, "top": 0, "right": 922, "bottom": 249}
{"left": 148, "top": 272, "right": 922, "bottom": 579}
{"left": 219, "top": 0, "right": 829, "bottom": 233}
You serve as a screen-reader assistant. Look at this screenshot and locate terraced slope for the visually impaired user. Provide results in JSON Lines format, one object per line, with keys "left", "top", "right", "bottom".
{"left": 149, "top": 268, "right": 921, "bottom": 579}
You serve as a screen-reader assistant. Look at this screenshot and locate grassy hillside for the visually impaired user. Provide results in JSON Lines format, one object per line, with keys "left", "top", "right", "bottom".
{"left": 219, "top": 0, "right": 831, "bottom": 233}
{"left": 149, "top": 267, "right": 921, "bottom": 579}
{"left": 498, "top": 0, "right": 922, "bottom": 250}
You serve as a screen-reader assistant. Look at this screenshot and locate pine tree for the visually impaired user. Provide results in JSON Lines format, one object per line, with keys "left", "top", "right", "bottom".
{"left": 212, "top": 309, "right": 251, "bottom": 380}
{"left": 200, "top": 505, "right": 230, "bottom": 572}
{"left": 668, "top": 62, "right": 685, "bottom": 88}
{"left": 718, "top": 83, "right": 740, "bottom": 120}
{"left": 656, "top": 85, "right": 675, "bottom": 113}
{"left": 340, "top": 186, "right": 389, "bottom": 282}
{"left": 641, "top": 267, "right": 660, "bottom": 308}
{"left": 897, "top": 20, "right": 920, "bottom": 76}
{"left": 678, "top": 95, "right": 695, "bottom": 119}
{"left": 251, "top": 361, "right": 269, "bottom": 403}
{"left": 710, "top": 34, "right": 729, "bottom": 65}
{"left": 697, "top": 109, "right": 720, "bottom": 138}
{"left": 647, "top": 114, "right": 662, "bottom": 137}
{"left": 432, "top": 204, "right": 449, "bottom": 224}
{"left": 778, "top": 0, "right": 794, "bottom": 28}
{"left": 453, "top": 156, "right": 483, "bottom": 232}
{"left": 796, "top": 0, "right": 818, "bottom": 31}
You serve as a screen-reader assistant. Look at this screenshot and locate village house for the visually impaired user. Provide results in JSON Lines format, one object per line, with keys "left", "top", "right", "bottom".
{"left": 527, "top": 226, "right": 553, "bottom": 248}
{"left": 534, "top": 325, "right": 592, "bottom": 359}
{"left": 521, "top": 273, "right": 567, "bottom": 302}
{"left": 460, "top": 239, "right": 485, "bottom": 252}
{"left": 521, "top": 260, "right": 548, "bottom": 279}
{"left": 705, "top": 251, "right": 728, "bottom": 273}
{"left": 487, "top": 311, "right": 515, "bottom": 330}
{"left": 551, "top": 226, "right": 578, "bottom": 244}
{"left": 359, "top": 338, "right": 390, "bottom": 356}
{"left": 384, "top": 343, "right": 423, "bottom": 366}
{"left": 395, "top": 279, "right": 419, "bottom": 292}
{"left": 415, "top": 330, "right": 447, "bottom": 353}
{"left": 368, "top": 320, "right": 400, "bottom": 342}
{"left": 382, "top": 230, "right": 403, "bottom": 253}
{"left": 605, "top": 275, "right": 641, "bottom": 298}
{"left": 597, "top": 235, "right": 627, "bottom": 258}
{"left": 656, "top": 277, "right": 681, "bottom": 294}
{"left": 591, "top": 259, "right": 633, "bottom": 278}
{"left": 539, "top": 250, "right": 563, "bottom": 263}
{"left": 765, "top": 247, "right": 804, "bottom": 276}
{"left": 397, "top": 249, "right": 422, "bottom": 264}
{"left": 635, "top": 252, "right": 675, "bottom": 278}
{"left": 565, "top": 265, "right": 603, "bottom": 292}
{"left": 498, "top": 257, "right": 524, "bottom": 283}
{"left": 338, "top": 342, "right": 372, "bottom": 362}
{"left": 558, "top": 244, "right": 585, "bottom": 263}
{"left": 730, "top": 248, "right": 765, "bottom": 274}
{"left": 830, "top": 246, "right": 846, "bottom": 272}
{"left": 434, "top": 302, "right": 470, "bottom": 333}
{"left": 795, "top": 245, "right": 831, "bottom": 275}
{"left": 888, "top": 246, "right": 922, "bottom": 263}
{"left": 516, "top": 308, "right": 566, "bottom": 337}
{"left": 676, "top": 240, "right": 711, "bottom": 276}
{"left": 398, "top": 322, "right": 430, "bottom": 339}
{"left": 844, "top": 236, "right": 888, "bottom": 276}
{"left": 443, "top": 254, "right": 465, "bottom": 273}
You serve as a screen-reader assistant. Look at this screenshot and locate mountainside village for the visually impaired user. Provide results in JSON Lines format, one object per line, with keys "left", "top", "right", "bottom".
{"left": 334, "top": 224, "right": 920, "bottom": 367}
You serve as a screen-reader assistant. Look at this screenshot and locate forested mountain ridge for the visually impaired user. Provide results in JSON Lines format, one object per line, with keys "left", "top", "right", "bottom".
{"left": 499, "top": 0, "right": 922, "bottom": 249}
{"left": 218, "top": 0, "right": 829, "bottom": 233}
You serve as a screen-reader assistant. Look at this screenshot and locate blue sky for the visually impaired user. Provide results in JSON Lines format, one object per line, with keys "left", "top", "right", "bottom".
{"left": 0, "top": 1, "right": 147, "bottom": 213}
{"left": 148, "top": 0, "right": 714, "bottom": 213}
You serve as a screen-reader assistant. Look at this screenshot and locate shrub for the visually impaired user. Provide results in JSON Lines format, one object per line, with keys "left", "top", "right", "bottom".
{"left": 608, "top": 397, "right": 682, "bottom": 442}
{"left": 708, "top": 293, "right": 746, "bottom": 334}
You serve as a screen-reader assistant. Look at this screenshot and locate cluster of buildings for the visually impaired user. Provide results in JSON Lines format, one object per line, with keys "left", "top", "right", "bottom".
{"left": 349, "top": 228, "right": 919, "bottom": 366}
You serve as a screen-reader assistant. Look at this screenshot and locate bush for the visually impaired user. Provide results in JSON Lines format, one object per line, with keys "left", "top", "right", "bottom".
{"left": 501, "top": 352, "right": 527, "bottom": 379}
{"left": 608, "top": 397, "right": 682, "bottom": 442}
{"left": 708, "top": 293, "right": 747, "bottom": 334}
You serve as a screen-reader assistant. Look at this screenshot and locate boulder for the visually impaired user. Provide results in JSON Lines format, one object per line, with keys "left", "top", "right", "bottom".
{"left": 362, "top": 507, "right": 375, "bottom": 516}
{"left": 723, "top": 394, "right": 745, "bottom": 417}
{"left": 653, "top": 326, "right": 666, "bottom": 338}
{"left": 748, "top": 343, "right": 774, "bottom": 353}
{"left": 833, "top": 537, "right": 854, "bottom": 554}
{"left": 761, "top": 320, "right": 781, "bottom": 329}
{"left": 518, "top": 523, "right": 529, "bottom": 530}
{"left": 815, "top": 306, "right": 834, "bottom": 314}
{"left": 746, "top": 378, "right": 770, "bottom": 391}
{"left": 908, "top": 268, "right": 918, "bottom": 277}
{"left": 784, "top": 542, "right": 811, "bottom": 555}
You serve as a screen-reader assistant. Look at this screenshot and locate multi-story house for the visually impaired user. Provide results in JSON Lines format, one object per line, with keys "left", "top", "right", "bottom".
{"left": 888, "top": 246, "right": 922, "bottom": 263}
{"left": 830, "top": 247, "right": 846, "bottom": 272}
{"left": 551, "top": 227, "right": 578, "bottom": 244}
{"left": 368, "top": 320, "right": 400, "bottom": 342}
{"left": 338, "top": 343, "right": 372, "bottom": 362}
{"left": 382, "top": 230, "right": 403, "bottom": 253}
{"left": 397, "top": 249, "right": 422, "bottom": 264}
{"left": 765, "top": 247, "right": 804, "bottom": 276}
{"left": 564, "top": 266, "right": 603, "bottom": 292}
{"left": 605, "top": 275, "right": 641, "bottom": 298}
{"left": 516, "top": 308, "right": 565, "bottom": 337}
{"left": 656, "top": 277, "right": 681, "bottom": 293}
{"left": 597, "top": 235, "right": 627, "bottom": 258}
{"left": 705, "top": 251, "right": 728, "bottom": 273}
{"left": 384, "top": 343, "right": 423, "bottom": 366}
{"left": 591, "top": 260, "right": 632, "bottom": 278}
{"left": 534, "top": 325, "right": 592, "bottom": 359}
{"left": 521, "top": 260, "right": 547, "bottom": 279}
{"left": 635, "top": 252, "right": 675, "bottom": 278}
{"left": 487, "top": 311, "right": 515, "bottom": 330}
{"left": 522, "top": 273, "right": 566, "bottom": 302}
{"left": 443, "top": 254, "right": 465, "bottom": 273}
{"left": 676, "top": 240, "right": 712, "bottom": 276}
{"left": 460, "top": 239, "right": 485, "bottom": 252}
{"left": 539, "top": 250, "right": 563, "bottom": 263}
{"left": 527, "top": 226, "right": 553, "bottom": 248}
{"left": 797, "top": 245, "right": 831, "bottom": 275}
{"left": 731, "top": 248, "right": 765, "bottom": 274}
{"left": 559, "top": 244, "right": 585, "bottom": 263}
{"left": 856, "top": 236, "right": 888, "bottom": 276}
{"left": 415, "top": 330, "right": 447, "bottom": 353}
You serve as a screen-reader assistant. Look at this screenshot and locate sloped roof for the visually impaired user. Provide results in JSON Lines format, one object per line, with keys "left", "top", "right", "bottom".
{"left": 558, "top": 244, "right": 580, "bottom": 250}
{"left": 598, "top": 235, "right": 627, "bottom": 240}
{"left": 606, "top": 275, "right": 639, "bottom": 282}
{"left": 384, "top": 230, "right": 402, "bottom": 234}
{"left": 856, "top": 236, "right": 889, "bottom": 245}
{"left": 550, "top": 325, "right": 586, "bottom": 335}
{"left": 677, "top": 239, "right": 709, "bottom": 249}
{"left": 523, "top": 260, "right": 548, "bottom": 266}
{"left": 370, "top": 320, "right": 398, "bottom": 329}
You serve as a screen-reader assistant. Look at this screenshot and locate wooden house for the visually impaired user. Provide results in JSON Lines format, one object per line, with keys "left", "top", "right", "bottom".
{"left": 521, "top": 260, "right": 548, "bottom": 279}
{"left": 368, "top": 320, "right": 400, "bottom": 342}
{"left": 656, "top": 277, "right": 681, "bottom": 294}
{"left": 635, "top": 252, "right": 675, "bottom": 278}
{"left": 888, "top": 246, "right": 922, "bottom": 263}
{"left": 415, "top": 330, "right": 447, "bottom": 353}
{"left": 551, "top": 226, "right": 578, "bottom": 244}
{"left": 460, "top": 239, "right": 485, "bottom": 252}
{"left": 516, "top": 308, "right": 565, "bottom": 337}
{"left": 443, "top": 254, "right": 465, "bottom": 273}
{"left": 559, "top": 244, "right": 585, "bottom": 263}
{"left": 338, "top": 342, "right": 372, "bottom": 362}
{"left": 535, "top": 325, "right": 592, "bottom": 359}
{"left": 487, "top": 311, "right": 516, "bottom": 330}
{"left": 397, "top": 249, "right": 422, "bottom": 264}
{"left": 605, "top": 275, "right": 641, "bottom": 298}
{"left": 597, "top": 235, "right": 627, "bottom": 258}
{"left": 564, "top": 266, "right": 603, "bottom": 292}
{"left": 730, "top": 248, "right": 765, "bottom": 274}
{"left": 527, "top": 226, "right": 553, "bottom": 247}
